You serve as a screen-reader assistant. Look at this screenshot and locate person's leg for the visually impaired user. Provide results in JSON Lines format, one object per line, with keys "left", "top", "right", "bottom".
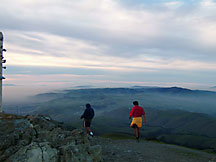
{"left": 137, "top": 127, "right": 140, "bottom": 138}
{"left": 86, "top": 127, "right": 94, "bottom": 136}
{"left": 84, "top": 120, "right": 90, "bottom": 133}
{"left": 133, "top": 128, "right": 137, "bottom": 137}
{"left": 85, "top": 120, "right": 94, "bottom": 136}
{"left": 85, "top": 127, "right": 90, "bottom": 133}
{"left": 89, "top": 128, "right": 93, "bottom": 136}
{"left": 133, "top": 128, "right": 139, "bottom": 138}
{"left": 132, "top": 124, "right": 138, "bottom": 138}
{"left": 135, "top": 127, "right": 140, "bottom": 142}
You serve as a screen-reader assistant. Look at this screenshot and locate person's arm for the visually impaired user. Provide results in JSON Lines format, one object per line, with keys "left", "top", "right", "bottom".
{"left": 143, "top": 114, "right": 147, "bottom": 124}
{"left": 80, "top": 114, "right": 84, "bottom": 119}
{"left": 81, "top": 109, "right": 87, "bottom": 119}
{"left": 143, "top": 109, "right": 147, "bottom": 124}
{"left": 129, "top": 108, "right": 134, "bottom": 119}
{"left": 92, "top": 109, "right": 95, "bottom": 118}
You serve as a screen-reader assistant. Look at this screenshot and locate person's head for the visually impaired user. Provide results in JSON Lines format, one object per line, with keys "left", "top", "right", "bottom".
{"left": 86, "top": 103, "right": 91, "bottom": 108}
{"left": 133, "top": 101, "right": 139, "bottom": 106}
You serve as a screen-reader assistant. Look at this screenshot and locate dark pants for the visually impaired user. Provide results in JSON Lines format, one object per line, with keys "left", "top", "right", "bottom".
{"left": 84, "top": 119, "right": 92, "bottom": 127}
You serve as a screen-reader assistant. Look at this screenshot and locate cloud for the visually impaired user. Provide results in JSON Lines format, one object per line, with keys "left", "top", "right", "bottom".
{"left": 3, "top": 31, "right": 216, "bottom": 73}
{"left": 164, "top": 1, "right": 184, "bottom": 9}
{"left": 200, "top": 0, "right": 216, "bottom": 7}
{"left": 3, "top": 84, "right": 17, "bottom": 86}
{"left": 1, "top": 0, "right": 216, "bottom": 98}
{"left": 1, "top": 0, "right": 216, "bottom": 62}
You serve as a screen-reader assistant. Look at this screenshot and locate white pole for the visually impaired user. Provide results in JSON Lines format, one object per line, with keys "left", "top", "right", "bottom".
{"left": 0, "top": 32, "right": 6, "bottom": 112}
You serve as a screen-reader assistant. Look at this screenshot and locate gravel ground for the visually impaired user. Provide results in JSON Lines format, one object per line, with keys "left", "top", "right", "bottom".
{"left": 90, "top": 136, "right": 216, "bottom": 162}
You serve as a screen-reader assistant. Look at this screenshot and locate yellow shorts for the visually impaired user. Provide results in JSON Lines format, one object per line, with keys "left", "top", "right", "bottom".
{"left": 130, "top": 117, "right": 142, "bottom": 128}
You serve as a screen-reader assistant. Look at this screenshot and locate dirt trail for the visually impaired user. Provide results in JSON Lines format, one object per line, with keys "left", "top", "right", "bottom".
{"left": 90, "top": 136, "right": 216, "bottom": 162}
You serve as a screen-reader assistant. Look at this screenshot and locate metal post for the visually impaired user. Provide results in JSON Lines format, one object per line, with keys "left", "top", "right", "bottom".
{"left": 0, "top": 32, "right": 6, "bottom": 112}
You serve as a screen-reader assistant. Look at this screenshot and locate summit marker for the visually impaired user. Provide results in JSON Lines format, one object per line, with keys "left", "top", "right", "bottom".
{"left": 0, "top": 32, "right": 6, "bottom": 112}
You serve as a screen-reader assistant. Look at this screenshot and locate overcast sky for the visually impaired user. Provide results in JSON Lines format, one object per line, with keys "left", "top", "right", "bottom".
{"left": 1, "top": 0, "right": 216, "bottom": 102}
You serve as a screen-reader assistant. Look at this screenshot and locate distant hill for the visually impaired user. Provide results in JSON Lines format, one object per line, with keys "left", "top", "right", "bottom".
{"left": 35, "top": 86, "right": 216, "bottom": 98}
{"left": 33, "top": 92, "right": 66, "bottom": 102}
{"left": 33, "top": 87, "right": 216, "bottom": 116}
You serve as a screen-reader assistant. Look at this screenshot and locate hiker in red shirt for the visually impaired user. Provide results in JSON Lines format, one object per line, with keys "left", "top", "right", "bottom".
{"left": 129, "top": 101, "right": 146, "bottom": 141}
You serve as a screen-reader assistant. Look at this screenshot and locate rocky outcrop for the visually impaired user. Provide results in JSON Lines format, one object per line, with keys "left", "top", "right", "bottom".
{"left": 0, "top": 113, "right": 102, "bottom": 162}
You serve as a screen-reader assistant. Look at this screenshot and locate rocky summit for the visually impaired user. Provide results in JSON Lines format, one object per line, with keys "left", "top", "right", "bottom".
{"left": 0, "top": 113, "right": 102, "bottom": 162}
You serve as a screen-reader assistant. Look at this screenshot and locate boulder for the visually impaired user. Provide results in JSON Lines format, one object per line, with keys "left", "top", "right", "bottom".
{"left": 7, "top": 142, "right": 58, "bottom": 162}
{"left": 0, "top": 114, "right": 102, "bottom": 162}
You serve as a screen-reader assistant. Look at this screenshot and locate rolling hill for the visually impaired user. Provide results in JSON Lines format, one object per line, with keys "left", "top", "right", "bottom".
{"left": 33, "top": 87, "right": 216, "bottom": 116}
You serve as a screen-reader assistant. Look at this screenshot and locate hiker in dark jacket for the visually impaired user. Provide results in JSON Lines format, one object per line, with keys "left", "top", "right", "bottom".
{"left": 81, "top": 103, "right": 95, "bottom": 136}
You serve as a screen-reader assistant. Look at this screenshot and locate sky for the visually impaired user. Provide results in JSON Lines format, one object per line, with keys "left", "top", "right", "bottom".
{"left": 0, "top": 0, "right": 216, "bottom": 102}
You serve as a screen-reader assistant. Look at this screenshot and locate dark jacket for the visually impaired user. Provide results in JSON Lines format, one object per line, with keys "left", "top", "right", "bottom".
{"left": 81, "top": 107, "right": 94, "bottom": 120}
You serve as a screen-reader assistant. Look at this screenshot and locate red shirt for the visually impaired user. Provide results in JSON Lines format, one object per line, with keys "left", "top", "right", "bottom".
{"left": 129, "top": 105, "right": 145, "bottom": 118}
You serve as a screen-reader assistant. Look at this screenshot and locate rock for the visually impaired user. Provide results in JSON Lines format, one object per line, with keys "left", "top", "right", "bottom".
{"left": 0, "top": 113, "right": 102, "bottom": 162}
{"left": 88, "top": 145, "right": 102, "bottom": 161}
{"left": 7, "top": 142, "right": 58, "bottom": 162}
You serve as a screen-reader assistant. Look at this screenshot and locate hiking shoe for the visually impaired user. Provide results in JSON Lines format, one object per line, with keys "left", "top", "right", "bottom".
{"left": 89, "top": 132, "right": 94, "bottom": 137}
